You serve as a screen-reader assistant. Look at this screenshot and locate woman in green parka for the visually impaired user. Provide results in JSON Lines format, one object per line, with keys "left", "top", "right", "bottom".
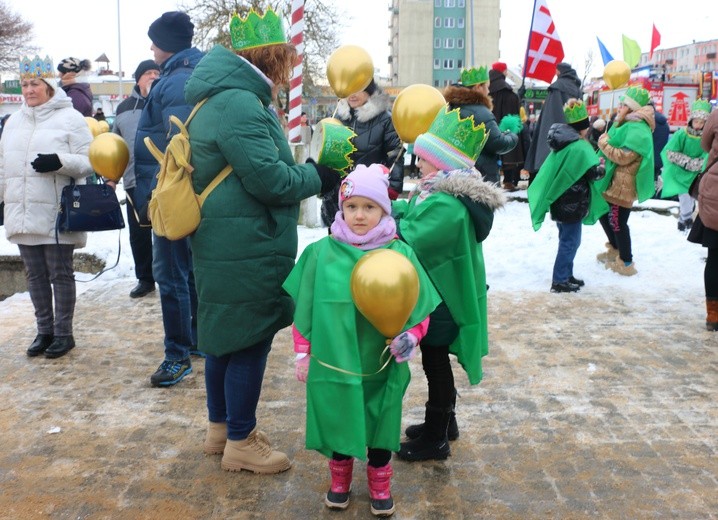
{"left": 393, "top": 105, "right": 506, "bottom": 462}
{"left": 183, "top": 10, "right": 339, "bottom": 475}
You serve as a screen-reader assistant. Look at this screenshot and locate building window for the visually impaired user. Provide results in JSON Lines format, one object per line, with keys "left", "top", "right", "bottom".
{"left": 434, "top": 80, "right": 440, "bottom": 87}
{"left": 434, "top": 38, "right": 442, "bottom": 49}
{"left": 457, "top": 59, "right": 463, "bottom": 68}
{"left": 458, "top": 17, "right": 465, "bottom": 29}
{"left": 434, "top": 59, "right": 441, "bottom": 69}
{"left": 444, "top": 59, "right": 454, "bottom": 69}
{"left": 445, "top": 38, "right": 455, "bottom": 49}
{"left": 445, "top": 0, "right": 456, "bottom": 6}
{"left": 458, "top": 0, "right": 465, "bottom": 7}
{"left": 434, "top": 17, "right": 441, "bottom": 28}
{"left": 458, "top": 38, "right": 464, "bottom": 49}
{"left": 435, "top": 0, "right": 442, "bottom": 6}
{"left": 444, "top": 17, "right": 455, "bottom": 28}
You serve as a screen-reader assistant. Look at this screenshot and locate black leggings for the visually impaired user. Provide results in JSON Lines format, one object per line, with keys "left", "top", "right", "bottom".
{"left": 419, "top": 343, "right": 455, "bottom": 410}
{"left": 706, "top": 247, "right": 718, "bottom": 299}
{"left": 599, "top": 204, "right": 633, "bottom": 262}
{"left": 333, "top": 449, "right": 390, "bottom": 468}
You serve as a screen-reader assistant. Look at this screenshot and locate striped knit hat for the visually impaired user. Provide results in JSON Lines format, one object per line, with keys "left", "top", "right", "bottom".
{"left": 413, "top": 105, "right": 488, "bottom": 171}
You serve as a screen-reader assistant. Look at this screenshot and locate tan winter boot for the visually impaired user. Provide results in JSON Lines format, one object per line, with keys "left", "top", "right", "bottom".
{"left": 596, "top": 242, "right": 619, "bottom": 266}
{"left": 221, "top": 428, "right": 291, "bottom": 474}
{"left": 607, "top": 257, "right": 637, "bottom": 276}
{"left": 706, "top": 299, "right": 718, "bottom": 331}
{"left": 204, "top": 421, "right": 227, "bottom": 455}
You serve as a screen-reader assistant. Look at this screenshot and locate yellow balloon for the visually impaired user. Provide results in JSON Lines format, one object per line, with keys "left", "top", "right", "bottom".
{"left": 603, "top": 60, "right": 631, "bottom": 90}
{"left": 350, "top": 249, "right": 419, "bottom": 338}
{"left": 89, "top": 133, "right": 129, "bottom": 181}
{"left": 327, "top": 45, "right": 374, "bottom": 98}
{"left": 85, "top": 117, "right": 101, "bottom": 137}
{"left": 97, "top": 120, "right": 110, "bottom": 134}
{"left": 391, "top": 84, "right": 446, "bottom": 144}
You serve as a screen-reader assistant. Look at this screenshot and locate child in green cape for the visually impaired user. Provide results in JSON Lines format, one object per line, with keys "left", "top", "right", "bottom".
{"left": 282, "top": 164, "right": 440, "bottom": 517}
{"left": 528, "top": 98, "right": 605, "bottom": 293}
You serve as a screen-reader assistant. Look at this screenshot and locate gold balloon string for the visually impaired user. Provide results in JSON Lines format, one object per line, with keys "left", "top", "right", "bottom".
{"left": 311, "top": 342, "right": 393, "bottom": 377}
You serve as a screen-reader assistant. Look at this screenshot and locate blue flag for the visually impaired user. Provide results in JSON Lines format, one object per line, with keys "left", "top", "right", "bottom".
{"left": 596, "top": 37, "right": 614, "bottom": 65}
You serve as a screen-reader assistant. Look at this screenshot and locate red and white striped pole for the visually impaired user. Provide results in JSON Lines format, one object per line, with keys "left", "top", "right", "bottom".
{"left": 287, "top": 0, "right": 304, "bottom": 143}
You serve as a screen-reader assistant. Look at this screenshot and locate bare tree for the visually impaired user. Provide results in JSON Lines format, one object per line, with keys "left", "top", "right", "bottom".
{"left": 582, "top": 49, "right": 596, "bottom": 86}
{"left": 0, "top": 1, "right": 35, "bottom": 72}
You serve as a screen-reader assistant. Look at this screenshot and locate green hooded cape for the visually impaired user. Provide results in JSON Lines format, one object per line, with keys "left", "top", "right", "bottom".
{"left": 282, "top": 237, "right": 440, "bottom": 460}
{"left": 528, "top": 138, "right": 601, "bottom": 231}
{"left": 586, "top": 119, "right": 655, "bottom": 224}
{"left": 660, "top": 129, "right": 707, "bottom": 198}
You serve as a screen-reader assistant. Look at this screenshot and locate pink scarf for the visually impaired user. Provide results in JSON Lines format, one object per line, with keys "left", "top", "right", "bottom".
{"left": 330, "top": 212, "right": 397, "bottom": 250}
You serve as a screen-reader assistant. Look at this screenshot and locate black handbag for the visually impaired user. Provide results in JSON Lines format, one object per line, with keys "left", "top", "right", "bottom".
{"left": 56, "top": 178, "right": 125, "bottom": 233}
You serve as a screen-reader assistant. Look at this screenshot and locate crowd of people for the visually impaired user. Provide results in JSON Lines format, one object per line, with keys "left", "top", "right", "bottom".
{"left": 1, "top": 7, "right": 717, "bottom": 518}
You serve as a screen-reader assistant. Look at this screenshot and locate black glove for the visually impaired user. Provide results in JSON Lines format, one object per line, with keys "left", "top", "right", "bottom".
{"left": 31, "top": 153, "right": 62, "bottom": 173}
{"left": 307, "top": 158, "right": 340, "bottom": 196}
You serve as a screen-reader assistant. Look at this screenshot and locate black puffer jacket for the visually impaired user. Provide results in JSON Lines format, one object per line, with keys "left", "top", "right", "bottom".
{"left": 547, "top": 124, "right": 605, "bottom": 223}
{"left": 320, "top": 88, "right": 404, "bottom": 226}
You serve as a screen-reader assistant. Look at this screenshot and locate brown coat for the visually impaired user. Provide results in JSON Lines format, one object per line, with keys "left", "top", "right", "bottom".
{"left": 598, "top": 106, "right": 656, "bottom": 208}
{"left": 698, "top": 109, "right": 718, "bottom": 230}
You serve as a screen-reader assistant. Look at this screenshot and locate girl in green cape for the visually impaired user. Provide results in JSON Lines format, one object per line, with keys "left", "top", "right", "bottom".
{"left": 283, "top": 164, "right": 440, "bottom": 517}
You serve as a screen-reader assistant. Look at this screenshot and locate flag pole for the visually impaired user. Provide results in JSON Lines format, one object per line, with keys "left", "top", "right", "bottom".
{"left": 518, "top": 0, "right": 538, "bottom": 102}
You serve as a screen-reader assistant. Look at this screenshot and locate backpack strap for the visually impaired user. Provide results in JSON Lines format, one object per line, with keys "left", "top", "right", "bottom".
{"left": 198, "top": 164, "right": 233, "bottom": 206}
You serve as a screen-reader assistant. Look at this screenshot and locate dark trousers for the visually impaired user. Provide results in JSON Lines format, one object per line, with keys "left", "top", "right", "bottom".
{"left": 599, "top": 204, "right": 633, "bottom": 263}
{"left": 502, "top": 166, "right": 521, "bottom": 186}
{"left": 18, "top": 244, "right": 76, "bottom": 336}
{"left": 125, "top": 187, "right": 154, "bottom": 284}
{"left": 333, "top": 449, "right": 391, "bottom": 468}
{"left": 706, "top": 248, "right": 718, "bottom": 299}
{"left": 419, "top": 343, "right": 455, "bottom": 410}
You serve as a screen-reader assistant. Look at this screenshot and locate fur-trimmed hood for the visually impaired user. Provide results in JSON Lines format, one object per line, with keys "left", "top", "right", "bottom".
{"left": 442, "top": 84, "right": 493, "bottom": 111}
{"left": 622, "top": 105, "right": 656, "bottom": 132}
{"left": 431, "top": 169, "right": 506, "bottom": 211}
{"left": 335, "top": 88, "right": 392, "bottom": 123}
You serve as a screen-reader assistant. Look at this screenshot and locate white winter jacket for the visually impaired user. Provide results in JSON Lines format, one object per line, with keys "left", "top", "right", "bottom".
{"left": 0, "top": 87, "right": 93, "bottom": 247}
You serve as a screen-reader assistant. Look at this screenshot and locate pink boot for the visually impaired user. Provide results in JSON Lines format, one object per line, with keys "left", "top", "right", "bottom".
{"left": 367, "top": 463, "right": 395, "bottom": 517}
{"left": 324, "top": 458, "right": 353, "bottom": 510}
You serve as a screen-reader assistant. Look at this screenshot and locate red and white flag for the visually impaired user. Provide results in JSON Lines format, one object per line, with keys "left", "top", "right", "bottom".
{"left": 524, "top": 0, "right": 564, "bottom": 84}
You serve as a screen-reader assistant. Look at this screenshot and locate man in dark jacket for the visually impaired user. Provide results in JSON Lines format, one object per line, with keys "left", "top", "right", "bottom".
{"left": 523, "top": 62, "right": 583, "bottom": 183}
{"left": 112, "top": 59, "right": 160, "bottom": 299}
{"left": 489, "top": 62, "right": 524, "bottom": 191}
{"left": 134, "top": 11, "right": 204, "bottom": 387}
{"left": 651, "top": 103, "right": 670, "bottom": 197}
{"left": 443, "top": 66, "right": 519, "bottom": 185}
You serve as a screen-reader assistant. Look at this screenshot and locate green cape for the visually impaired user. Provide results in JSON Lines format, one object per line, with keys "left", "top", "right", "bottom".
{"left": 660, "top": 129, "right": 707, "bottom": 198}
{"left": 528, "top": 138, "right": 600, "bottom": 231}
{"left": 587, "top": 119, "right": 655, "bottom": 223}
{"left": 282, "top": 237, "right": 440, "bottom": 459}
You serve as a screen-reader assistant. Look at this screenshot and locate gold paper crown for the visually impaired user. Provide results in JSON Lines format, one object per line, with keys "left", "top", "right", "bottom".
{"left": 563, "top": 99, "right": 589, "bottom": 124}
{"left": 19, "top": 55, "right": 54, "bottom": 80}
{"left": 229, "top": 8, "right": 287, "bottom": 52}
{"left": 460, "top": 66, "right": 489, "bottom": 86}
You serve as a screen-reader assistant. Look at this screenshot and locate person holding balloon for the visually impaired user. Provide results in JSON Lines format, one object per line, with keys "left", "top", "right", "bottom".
{"left": 283, "top": 164, "right": 440, "bottom": 517}
{"left": 392, "top": 105, "right": 506, "bottom": 462}
{"left": 0, "top": 57, "right": 94, "bottom": 359}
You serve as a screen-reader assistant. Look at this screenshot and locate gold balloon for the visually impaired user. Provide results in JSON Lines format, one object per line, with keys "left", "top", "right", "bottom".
{"left": 327, "top": 45, "right": 374, "bottom": 98}
{"left": 603, "top": 60, "right": 631, "bottom": 90}
{"left": 89, "top": 133, "right": 129, "bottom": 181}
{"left": 391, "top": 84, "right": 446, "bottom": 143}
{"left": 97, "top": 120, "right": 110, "bottom": 134}
{"left": 85, "top": 117, "right": 101, "bottom": 137}
{"left": 350, "top": 249, "right": 420, "bottom": 338}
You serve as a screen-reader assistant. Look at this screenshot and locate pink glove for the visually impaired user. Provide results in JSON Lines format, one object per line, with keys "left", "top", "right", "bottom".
{"left": 389, "top": 332, "right": 418, "bottom": 363}
{"left": 295, "top": 354, "right": 310, "bottom": 382}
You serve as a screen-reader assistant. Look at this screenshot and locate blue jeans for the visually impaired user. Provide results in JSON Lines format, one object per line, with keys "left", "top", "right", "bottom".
{"left": 552, "top": 221, "right": 582, "bottom": 283}
{"left": 205, "top": 336, "right": 273, "bottom": 440}
{"left": 152, "top": 234, "right": 197, "bottom": 361}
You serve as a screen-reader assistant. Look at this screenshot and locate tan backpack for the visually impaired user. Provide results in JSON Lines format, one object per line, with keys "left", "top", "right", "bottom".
{"left": 144, "top": 98, "right": 232, "bottom": 240}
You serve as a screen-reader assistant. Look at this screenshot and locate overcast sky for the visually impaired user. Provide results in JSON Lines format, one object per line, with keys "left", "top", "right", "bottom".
{"left": 5, "top": 0, "right": 717, "bottom": 83}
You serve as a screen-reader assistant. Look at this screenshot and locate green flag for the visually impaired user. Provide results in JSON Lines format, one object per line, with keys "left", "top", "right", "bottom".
{"left": 622, "top": 34, "right": 641, "bottom": 68}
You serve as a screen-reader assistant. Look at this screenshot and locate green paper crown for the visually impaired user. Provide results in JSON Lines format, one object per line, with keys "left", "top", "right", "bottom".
{"left": 230, "top": 8, "right": 286, "bottom": 52}
{"left": 620, "top": 86, "right": 650, "bottom": 109}
{"left": 690, "top": 99, "right": 712, "bottom": 120}
{"left": 19, "top": 55, "right": 54, "bottom": 80}
{"left": 563, "top": 99, "right": 589, "bottom": 124}
{"left": 460, "top": 66, "right": 489, "bottom": 86}
{"left": 428, "top": 106, "right": 489, "bottom": 160}
{"left": 313, "top": 120, "right": 358, "bottom": 176}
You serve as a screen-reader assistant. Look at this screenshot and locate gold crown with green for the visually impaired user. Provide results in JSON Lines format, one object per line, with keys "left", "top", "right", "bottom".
{"left": 690, "top": 99, "right": 712, "bottom": 120}
{"left": 19, "top": 55, "right": 54, "bottom": 80}
{"left": 460, "top": 66, "right": 489, "bottom": 86}
{"left": 427, "top": 105, "right": 489, "bottom": 160}
{"left": 230, "top": 8, "right": 286, "bottom": 52}
{"left": 563, "top": 99, "right": 589, "bottom": 124}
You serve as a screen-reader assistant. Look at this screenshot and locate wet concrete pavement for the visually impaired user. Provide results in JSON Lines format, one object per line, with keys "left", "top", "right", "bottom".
{"left": 0, "top": 278, "right": 716, "bottom": 519}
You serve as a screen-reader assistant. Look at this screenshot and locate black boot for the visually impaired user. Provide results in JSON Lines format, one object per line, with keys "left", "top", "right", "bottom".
{"left": 405, "top": 391, "right": 459, "bottom": 441}
{"left": 27, "top": 334, "right": 54, "bottom": 357}
{"left": 396, "top": 405, "right": 451, "bottom": 461}
{"left": 44, "top": 335, "right": 75, "bottom": 359}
